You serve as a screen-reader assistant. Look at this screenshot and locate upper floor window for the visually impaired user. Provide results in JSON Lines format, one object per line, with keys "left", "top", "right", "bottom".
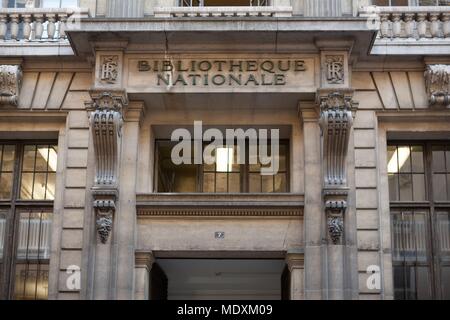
{"left": 6, "top": 0, "right": 78, "bottom": 8}
{"left": 0, "top": 142, "right": 57, "bottom": 300}
{"left": 373, "top": 0, "right": 450, "bottom": 5}
{"left": 155, "top": 140, "right": 289, "bottom": 193}
{"left": 388, "top": 142, "right": 450, "bottom": 300}
{"left": 180, "top": 0, "right": 269, "bottom": 6}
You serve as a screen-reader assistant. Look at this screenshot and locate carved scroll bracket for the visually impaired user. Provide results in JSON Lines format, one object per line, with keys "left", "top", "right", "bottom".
{"left": 317, "top": 88, "right": 355, "bottom": 245}
{"left": 86, "top": 90, "right": 128, "bottom": 244}
{"left": 425, "top": 64, "right": 450, "bottom": 108}
{"left": 0, "top": 65, "right": 22, "bottom": 106}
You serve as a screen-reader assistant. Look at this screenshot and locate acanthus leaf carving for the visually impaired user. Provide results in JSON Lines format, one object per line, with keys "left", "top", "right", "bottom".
{"left": 425, "top": 64, "right": 450, "bottom": 108}
{"left": 0, "top": 65, "right": 22, "bottom": 106}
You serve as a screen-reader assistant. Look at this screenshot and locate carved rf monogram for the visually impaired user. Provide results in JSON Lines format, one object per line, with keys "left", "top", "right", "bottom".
{"left": 325, "top": 56, "right": 344, "bottom": 84}
{"left": 100, "top": 56, "right": 119, "bottom": 84}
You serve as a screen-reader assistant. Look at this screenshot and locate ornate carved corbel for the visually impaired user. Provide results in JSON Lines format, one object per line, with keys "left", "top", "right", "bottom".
{"left": 0, "top": 65, "right": 22, "bottom": 106}
{"left": 425, "top": 65, "right": 450, "bottom": 107}
{"left": 317, "top": 89, "right": 354, "bottom": 245}
{"left": 86, "top": 90, "right": 128, "bottom": 244}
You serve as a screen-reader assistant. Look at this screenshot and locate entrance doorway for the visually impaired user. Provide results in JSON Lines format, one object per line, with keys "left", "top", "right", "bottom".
{"left": 154, "top": 259, "right": 286, "bottom": 300}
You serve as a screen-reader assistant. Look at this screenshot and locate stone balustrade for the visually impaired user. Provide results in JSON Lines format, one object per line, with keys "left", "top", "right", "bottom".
{"left": 360, "top": 6, "right": 450, "bottom": 39}
{"left": 154, "top": 6, "right": 293, "bottom": 18}
{"left": 0, "top": 8, "right": 89, "bottom": 42}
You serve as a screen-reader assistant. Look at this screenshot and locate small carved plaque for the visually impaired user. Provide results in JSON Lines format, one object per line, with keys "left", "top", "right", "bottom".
{"left": 215, "top": 231, "right": 225, "bottom": 239}
{"left": 325, "top": 55, "right": 345, "bottom": 85}
{"left": 100, "top": 55, "right": 119, "bottom": 84}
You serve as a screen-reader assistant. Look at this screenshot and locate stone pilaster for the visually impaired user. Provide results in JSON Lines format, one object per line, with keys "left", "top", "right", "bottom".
{"left": 86, "top": 89, "right": 128, "bottom": 299}
{"left": 285, "top": 251, "right": 305, "bottom": 300}
{"left": 317, "top": 88, "right": 355, "bottom": 299}
{"left": 300, "top": 106, "right": 324, "bottom": 300}
{"left": 134, "top": 252, "right": 155, "bottom": 300}
{"left": 114, "top": 101, "right": 145, "bottom": 300}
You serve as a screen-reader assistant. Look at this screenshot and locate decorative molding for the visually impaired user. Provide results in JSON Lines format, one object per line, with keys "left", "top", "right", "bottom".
{"left": 94, "top": 197, "right": 115, "bottom": 244}
{"left": 87, "top": 90, "right": 128, "bottom": 187}
{"left": 325, "top": 197, "right": 346, "bottom": 245}
{"left": 86, "top": 90, "right": 128, "bottom": 244}
{"left": 318, "top": 89, "right": 354, "bottom": 187}
{"left": 0, "top": 65, "right": 22, "bottom": 106}
{"left": 425, "top": 64, "right": 450, "bottom": 108}
{"left": 317, "top": 88, "right": 354, "bottom": 245}
{"left": 137, "top": 207, "right": 303, "bottom": 217}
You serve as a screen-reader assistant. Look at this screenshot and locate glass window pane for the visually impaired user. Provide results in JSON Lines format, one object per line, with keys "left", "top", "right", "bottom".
{"left": 35, "top": 146, "right": 50, "bottom": 172}
{"left": 432, "top": 146, "right": 446, "bottom": 172}
{"left": 387, "top": 145, "right": 398, "bottom": 173}
{"left": 14, "top": 263, "right": 49, "bottom": 300}
{"left": 0, "top": 213, "right": 5, "bottom": 260}
{"left": 414, "top": 212, "right": 429, "bottom": 262}
{"left": 392, "top": 212, "right": 403, "bottom": 262}
{"left": 0, "top": 173, "right": 13, "bottom": 200}
{"left": 411, "top": 146, "right": 424, "bottom": 172}
{"left": 46, "top": 173, "right": 56, "bottom": 200}
{"left": 278, "top": 144, "right": 287, "bottom": 172}
{"left": 416, "top": 266, "right": 432, "bottom": 300}
{"left": 203, "top": 173, "right": 215, "bottom": 193}
{"left": 20, "top": 173, "right": 34, "bottom": 200}
{"left": 275, "top": 173, "right": 287, "bottom": 193}
{"left": 398, "top": 146, "right": 412, "bottom": 173}
{"left": 446, "top": 149, "right": 450, "bottom": 172}
{"left": 436, "top": 212, "right": 450, "bottom": 261}
{"left": 249, "top": 174, "right": 261, "bottom": 193}
{"left": 399, "top": 174, "right": 413, "bottom": 201}
{"left": 2, "top": 145, "right": 15, "bottom": 172}
{"left": 412, "top": 174, "right": 426, "bottom": 201}
{"left": 433, "top": 174, "right": 447, "bottom": 201}
{"left": 388, "top": 174, "right": 399, "bottom": 201}
{"left": 393, "top": 265, "right": 406, "bottom": 300}
{"left": 262, "top": 175, "right": 274, "bottom": 193}
{"left": 33, "top": 173, "right": 47, "bottom": 200}
{"left": 441, "top": 267, "right": 450, "bottom": 300}
{"left": 229, "top": 173, "right": 240, "bottom": 193}
{"left": 215, "top": 173, "right": 227, "bottom": 193}
{"left": 22, "top": 145, "right": 36, "bottom": 172}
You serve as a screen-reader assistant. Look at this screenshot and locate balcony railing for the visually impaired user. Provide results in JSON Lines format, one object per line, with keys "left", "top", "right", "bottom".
{"left": 0, "top": 8, "right": 89, "bottom": 42}
{"left": 360, "top": 6, "right": 450, "bottom": 39}
{"left": 154, "top": 5, "right": 292, "bottom": 18}
{"left": 180, "top": 0, "right": 269, "bottom": 6}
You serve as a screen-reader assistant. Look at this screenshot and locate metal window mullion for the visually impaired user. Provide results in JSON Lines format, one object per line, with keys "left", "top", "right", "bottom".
{"left": 43, "top": 146, "right": 50, "bottom": 200}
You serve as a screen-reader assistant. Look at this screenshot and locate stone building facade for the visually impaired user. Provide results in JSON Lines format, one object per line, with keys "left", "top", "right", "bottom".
{"left": 0, "top": 0, "right": 449, "bottom": 300}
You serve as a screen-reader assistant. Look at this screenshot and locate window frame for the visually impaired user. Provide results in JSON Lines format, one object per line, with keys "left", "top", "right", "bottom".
{"left": 0, "top": 140, "right": 56, "bottom": 300}
{"left": 389, "top": 140, "right": 450, "bottom": 300}
{"left": 154, "top": 138, "right": 290, "bottom": 194}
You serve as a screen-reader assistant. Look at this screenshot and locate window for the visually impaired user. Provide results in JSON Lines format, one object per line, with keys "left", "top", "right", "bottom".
{"left": 6, "top": 0, "right": 78, "bottom": 8}
{"left": 0, "top": 142, "right": 57, "bottom": 300}
{"left": 180, "top": 0, "right": 269, "bottom": 7}
{"left": 155, "top": 140, "right": 289, "bottom": 193}
{"left": 388, "top": 142, "right": 450, "bottom": 300}
{"left": 373, "top": 0, "right": 450, "bottom": 5}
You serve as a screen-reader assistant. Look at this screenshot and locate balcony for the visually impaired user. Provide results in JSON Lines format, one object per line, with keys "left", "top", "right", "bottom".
{"left": 0, "top": 7, "right": 89, "bottom": 56}
{"left": 360, "top": 6, "right": 450, "bottom": 55}
{"left": 153, "top": 0, "right": 291, "bottom": 18}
